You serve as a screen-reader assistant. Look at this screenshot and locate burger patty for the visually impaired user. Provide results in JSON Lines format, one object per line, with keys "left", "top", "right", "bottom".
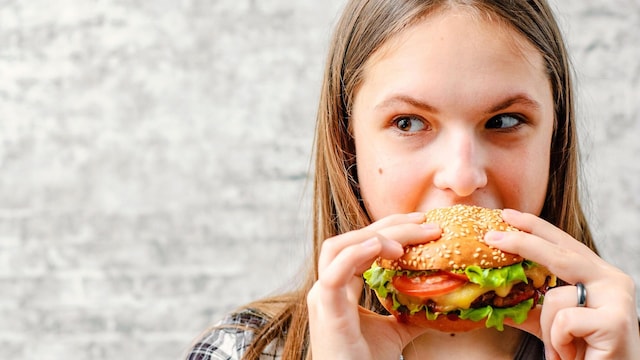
{"left": 471, "top": 281, "right": 537, "bottom": 308}
{"left": 425, "top": 277, "right": 551, "bottom": 314}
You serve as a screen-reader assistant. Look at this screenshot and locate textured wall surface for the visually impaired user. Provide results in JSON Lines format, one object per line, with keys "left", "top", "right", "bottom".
{"left": 0, "top": 1, "right": 638, "bottom": 359}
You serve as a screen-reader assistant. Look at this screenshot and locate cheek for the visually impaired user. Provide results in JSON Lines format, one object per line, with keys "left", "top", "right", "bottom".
{"left": 357, "top": 150, "right": 428, "bottom": 219}
{"left": 496, "top": 146, "right": 550, "bottom": 215}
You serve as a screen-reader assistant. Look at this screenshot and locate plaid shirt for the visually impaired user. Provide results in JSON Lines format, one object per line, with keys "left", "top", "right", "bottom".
{"left": 186, "top": 309, "right": 282, "bottom": 360}
{"left": 185, "top": 308, "right": 545, "bottom": 360}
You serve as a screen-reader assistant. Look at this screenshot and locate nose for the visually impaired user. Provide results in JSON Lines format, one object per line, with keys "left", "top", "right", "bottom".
{"left": 433, "top": 130, "right": 488, "bottom": 197}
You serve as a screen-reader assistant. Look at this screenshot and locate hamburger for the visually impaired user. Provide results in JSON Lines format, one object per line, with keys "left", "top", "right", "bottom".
{"left": 363, "top": 205, "right": 556, "bottom": 332}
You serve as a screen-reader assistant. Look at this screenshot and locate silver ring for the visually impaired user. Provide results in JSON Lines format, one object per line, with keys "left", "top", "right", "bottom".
{"left": 576, "top": 282, "right": 587, "bottom": 307}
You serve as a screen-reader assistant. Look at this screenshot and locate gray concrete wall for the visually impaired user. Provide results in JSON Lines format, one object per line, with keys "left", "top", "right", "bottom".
{"left": 0, "top": 1, "right": 638, "bottom": 359}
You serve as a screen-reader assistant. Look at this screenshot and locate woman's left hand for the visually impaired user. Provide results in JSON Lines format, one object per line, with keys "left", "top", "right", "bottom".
{"left": 484, "top": 209, "right": 640, "bottom": 360}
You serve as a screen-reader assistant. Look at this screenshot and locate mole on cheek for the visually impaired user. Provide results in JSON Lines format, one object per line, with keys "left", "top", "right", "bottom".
{"left": 378, "top": 168, "right": 383, "bottom": 175}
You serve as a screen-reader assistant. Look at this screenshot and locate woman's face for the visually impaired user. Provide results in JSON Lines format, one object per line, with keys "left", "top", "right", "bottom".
{"left": 352, "top": 9, "right": 555, "bottom": 220}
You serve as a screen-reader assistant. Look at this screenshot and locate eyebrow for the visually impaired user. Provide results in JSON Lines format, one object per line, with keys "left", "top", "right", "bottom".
{"left": 487, "top": 94, "right": 541, "bottom": 114}
{"left": 375, "top": 94, "right": 438, "bottom": 113}
{"left": 374, "top": 93, "right": 542, "bottom": 114}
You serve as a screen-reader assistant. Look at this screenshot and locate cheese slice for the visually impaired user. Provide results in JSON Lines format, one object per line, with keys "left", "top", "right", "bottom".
{"left": 526, "top": 264, "right": 556, "bottom": 288}
{"left": 432, "top": 283, "right": 491, "bottom": 311}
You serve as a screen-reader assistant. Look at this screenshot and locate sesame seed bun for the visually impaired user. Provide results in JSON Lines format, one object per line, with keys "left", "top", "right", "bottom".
{"left": 378, "top": 205, "right": 523, "bottom": 272}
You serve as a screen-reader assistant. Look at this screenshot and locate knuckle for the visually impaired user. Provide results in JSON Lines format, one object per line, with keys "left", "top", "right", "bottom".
{"left": 617, "top": 272, "right": 636, "bottom": 293}
{"left": 606, "top": 309, "right": 630, "bottom": 330}
{"left": 306, "top": 285, "right": 320, "bottom": 307}
{"left": 320, "top": 236, "right": 340, "bottom": 253}
{"left": 552, "top": 308, "right": 572, "bottom": 331}
{"left": 549, "top": 247, "right": 576, "bottom": 274}
{"left": 542, "top": 287, "right": 566, "bottom": 308}
{"left": 316, "top": 272, "right": 336, "bottom": 289}
{"left": 375, "top": 213, "right": 405, "bottom": 225}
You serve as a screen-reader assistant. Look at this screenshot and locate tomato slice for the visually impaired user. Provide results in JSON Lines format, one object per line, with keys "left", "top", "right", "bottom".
{"left": 392, "top": 271, "right": 468, "bottom": 297}
{"left": 446, "top": 271, "right": 471, "bottom": 282}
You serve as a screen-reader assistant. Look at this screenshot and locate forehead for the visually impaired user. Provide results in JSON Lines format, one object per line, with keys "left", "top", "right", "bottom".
{"left": 355, "top": 7, "right": 550, "bottom": 112}
{"left": 371, "top": 6, "right": 543, "bottom": 65}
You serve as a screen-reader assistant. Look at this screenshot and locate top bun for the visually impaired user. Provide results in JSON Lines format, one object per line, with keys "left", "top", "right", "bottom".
{"left": 378, "top": 205, "right": 523, "bottom": 272}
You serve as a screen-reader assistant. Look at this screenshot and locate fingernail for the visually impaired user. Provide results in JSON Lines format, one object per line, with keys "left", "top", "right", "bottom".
{"left": 485, "top": 230, "right": 504, "bottom": 242}
{"left": 502, "top": 208, "right": 521, "bottom": 217}
{"left": 420, "top": 223, "right": 439, "bottom": 230}
{"left": 409, "top": 212, "right": 426, "bottom": 221}
{"left": 362, "top": 237, "right": 379, "bottom": 248}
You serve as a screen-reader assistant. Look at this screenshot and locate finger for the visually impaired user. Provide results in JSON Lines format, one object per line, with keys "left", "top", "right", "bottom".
{"left": 318, "top": 232, "right": 395, "bottom": 274}
{"left": 366, "top": 212, "right": 426, "bottom": 232}
{"left": 485, "top": 229, "right": 596, "bottom": 285}
{"left": 507, "top": 288, "right": 575, "bottom": 360}
{"left": 504, "top": 285, "right": 584, "bottom": 358}
{"left": 366, "top": 212, "right": 441, "bottom": 249}
{"left": 501, "top": 209, "right": 599, "bottom": 261}
{"left": 538, "top": 285, "right": 582, "bottom": 359}
{"left": 319, "top": 236, "right": 384, "bottom": 290}
{"left": 373, "top": 222, "right": 441, "bottom": 249}
{"left": 318, "top": 212, "right": 427, "bottom": 265}
{"left": 319, "top": 221, "right": 441, "bottom": 273}
{"left": 549, "top": 307, "right": 595, "bottom": 360}
{"left": 311, "top": 237, "right": 382, "bottom": 321}
{"left": 317, "top": 227, "right": 441, "bottom": 314}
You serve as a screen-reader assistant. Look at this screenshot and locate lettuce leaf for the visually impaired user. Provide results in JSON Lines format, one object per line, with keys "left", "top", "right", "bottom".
{"left": 458, "top": 298, "right": 534, "bottom": 331}
{"left": 363, "top": 263, "right": 396, "bottom": 299}
{"left": 463, "top": 261, "right": 531, "bottom": 287}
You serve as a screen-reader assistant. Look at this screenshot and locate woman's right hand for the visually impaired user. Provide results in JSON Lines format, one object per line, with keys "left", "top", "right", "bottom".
{"left": 306, "top": 212, "right": 442, "bottom": 360}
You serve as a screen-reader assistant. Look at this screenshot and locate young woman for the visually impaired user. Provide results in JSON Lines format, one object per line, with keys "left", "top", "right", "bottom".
{"left": 186, "top": 0, "right": 640, "bottom": 359}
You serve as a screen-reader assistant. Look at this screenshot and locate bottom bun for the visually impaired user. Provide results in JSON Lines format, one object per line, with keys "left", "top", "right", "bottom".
{"left": 380, "top": 295, "right": 485, "bottom": 333}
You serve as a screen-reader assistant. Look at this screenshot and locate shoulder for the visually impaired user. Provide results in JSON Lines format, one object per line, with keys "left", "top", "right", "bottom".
{"left": 185, "top": 308, "right": 280, "bottom": 360}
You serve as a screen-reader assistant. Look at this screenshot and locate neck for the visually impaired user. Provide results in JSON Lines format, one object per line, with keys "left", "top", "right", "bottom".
{"left": 402, "top": 326, "right": 524, "bottom": 360}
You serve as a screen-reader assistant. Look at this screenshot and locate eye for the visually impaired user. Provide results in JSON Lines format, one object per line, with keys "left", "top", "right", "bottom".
{"left": 485, "top": 114, "right": 524, "bottom": 130}
{"left": 393, "top": 115, "right": 429, "bottom": 132}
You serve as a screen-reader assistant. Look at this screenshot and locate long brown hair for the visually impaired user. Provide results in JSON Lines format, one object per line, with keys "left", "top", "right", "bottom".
{"left": 241, "top": 1, "right": 595, "bottom": 359}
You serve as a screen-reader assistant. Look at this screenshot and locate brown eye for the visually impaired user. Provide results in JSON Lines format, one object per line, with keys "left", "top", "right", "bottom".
{"left": 485, "top": 114, "right": 524, "bottom": 130}
{"left": 394, "top": 116, "right": 427, "bottom": 132}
